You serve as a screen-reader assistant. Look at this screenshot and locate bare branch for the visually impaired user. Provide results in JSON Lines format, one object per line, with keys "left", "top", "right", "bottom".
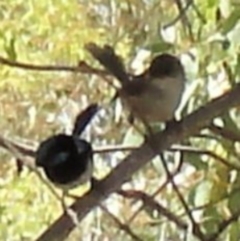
{"left": 100, "top": 204, "right": 144, "bottom": 241}
{"left": 206, "top": 208, "right": 240, "bottom": 241}
{"left": 163, "top": 0, "right": 193, "bottom": 29}
{"left": 171, "top": 145, "right": 240, "bottom": 171}
{"left": 158, "top": 152, "right": 204, "bottom": 239}
{"left": 0, "top": 55, "right": 107, "bottom": 75}
{"left": 209, "top": 123, "right": 240, "bottom": 143}
{"left": 126, "top": 159, "right": 183, "bottom": 225}
{"left": 1, "top": 136, "right": 239, "bottom": 173}
{"left": 118, "top": 190, "right": 188, "bottom": 231}
{"left": 172, "top": 0, "right": 194, "bottom": 41}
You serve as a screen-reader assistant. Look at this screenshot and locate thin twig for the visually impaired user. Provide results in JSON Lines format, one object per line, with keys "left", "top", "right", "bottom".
{"left": 173, "top": 0, "right": 194, "bottom": 41}
{"left": 206, "top": 208, "right": 240, "bottom": 241}
{"left": 0, "top": 138, "right": 62, "bottom": 201}
{"left": 100, "top": 204, "right": 144, "bottom": 241}
{"left": 191, "top": 1, "right": 206, "bottom": 23}
{"left": 125, "top": 158, "right": 183, "bottom": 225}
{"left": 209, "top": 123, "right": 240, "bottom": 142}
{"left": 3, "top": 135, "right": 238, "bottom": 240}
{"left": 151, "top": 186, "right": 240, "bottom": 229}
{"left": 159, "top": 152, "right": 204, "bottom": 240}
{"left": 34, "top": 83, "right": 240, "bottom": 241}
{"left": 1, "top": 135, "right": 239, "bottom": 171}
{"left": 0, "top": 135, "right": 35, "bottom": 158}
{"left": 117, "top": 190, "right": 188, "bottom": 231}
{"left": 163, "top": 0, "right": 193, "bottom": 29}
{"left": 171, "top": 144, "right": 240, "bottom": 171}
{"left": 192, "top": 133, "right": 221, "bottom": 141}
{"left": 0, "top": 56, "right": 107, "bottom": 75}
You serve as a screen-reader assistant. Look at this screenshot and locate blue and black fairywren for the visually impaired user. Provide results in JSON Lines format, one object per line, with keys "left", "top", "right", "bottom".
{"left": 36, "top": 104, "right": 98, "bottom": 191}
{"left": 86, "top": 43, "right": 185, "bottom": 126}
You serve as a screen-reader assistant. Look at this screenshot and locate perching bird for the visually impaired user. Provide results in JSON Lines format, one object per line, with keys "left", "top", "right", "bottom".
{"left": 86, "top": 43, "right": 185, "bottom": 127}
{"left": 35, "top": 103, "right": 98, "bottom": 190}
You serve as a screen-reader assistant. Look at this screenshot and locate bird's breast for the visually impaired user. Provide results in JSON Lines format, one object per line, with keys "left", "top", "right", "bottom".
{"left": 121, "top": 76, "right": 184, "bottom": 123}
{"left": 44, "top": 157, "right": 93, "bottom": 190}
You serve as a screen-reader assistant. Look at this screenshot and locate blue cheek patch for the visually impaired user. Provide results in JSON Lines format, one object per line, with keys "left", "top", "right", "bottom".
{"left": 51, "top": 152, "right": 70, "bottom": 166}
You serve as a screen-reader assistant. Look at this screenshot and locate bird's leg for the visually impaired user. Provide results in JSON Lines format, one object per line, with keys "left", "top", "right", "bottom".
{"left": 90, "top": 177, "right": 102, "bottom": 190}
{"left": 165, "top": 117, "right": 180, "bottom": 131}
{"left": 140, "top": 117, "right": 155, "bottom": 141}
{"left": 61, "top": 190, "right": 79, "bottom": 225}
{"left": 90, "top": 177, "right": 111, "bottom": 198}
{"left": 127, "top": 113, "right": 135, "bottom": 125}
{"left": 128, "top": 115, "right": 152, "bottom": 140}
{"left": 65, "top": 193, "right": 81, "bottom": 200}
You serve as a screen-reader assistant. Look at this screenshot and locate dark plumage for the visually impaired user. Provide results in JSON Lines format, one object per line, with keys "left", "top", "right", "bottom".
{"left": 35, "top": 104, "right": 98, "bottom": 190}
{"left": 147, "top": 54, "right": 185, "bottom": 79}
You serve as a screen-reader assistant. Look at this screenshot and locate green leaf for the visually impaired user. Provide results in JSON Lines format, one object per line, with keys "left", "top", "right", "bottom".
{"left": 193, "top": 180, "right": 213, "bottom": 207}
{"left": 228, "top": 189, "right": 240, "bottom": 213}
{"left": 4, "top": 36, "right": 17, "bottom": 61}
{"left": 221, "top": 8, "right": 240, "bottom": 35}
{"left": 184, "top": 153, "right": 208, "bottom": 170}
{"left": 228, "top": 223, "right": 240, "bottom": 241}
{"left": 228, "top": 173, "right": 240, "bottom": 213}
{"left": 123, "top": 126, "right": 144, "bottom": 146}
{"left": 146, "top": 41, "right": 174, "bottom": 53}
{"left": 202, "top": 206, "right": 222, "bottom": 234}
{"left": 207, "top": 0, "right": 218, "bottom": 8}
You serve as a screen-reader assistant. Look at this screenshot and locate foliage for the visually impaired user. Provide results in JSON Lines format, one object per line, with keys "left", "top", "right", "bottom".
{"left": 0, "top": 0, "right": 240, "bottom": 240}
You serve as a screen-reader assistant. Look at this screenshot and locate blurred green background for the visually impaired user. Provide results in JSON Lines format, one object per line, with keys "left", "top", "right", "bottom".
{"left": 1, "top": 0, "right": 240, "bottom": 240}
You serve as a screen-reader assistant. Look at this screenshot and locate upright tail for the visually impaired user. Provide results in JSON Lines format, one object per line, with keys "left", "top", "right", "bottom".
{"left": 85, "top": 43, "right": 129, "bottom": 85}
{"left": 72, "top": 103, "right": 99, "bottom": 136}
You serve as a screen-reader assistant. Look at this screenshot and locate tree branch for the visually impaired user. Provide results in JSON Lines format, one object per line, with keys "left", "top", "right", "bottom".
{"left": 206, "top": 208, "right": 240, "bottom": 241}
{"left": 209, "top": 123, "right": 240, "bottom": 142}
{"left": 118, "top": 190, "right": 188, "bottom": 231}
{"left": 35, "top": 84, "right": 240, "bottom": 241}
{"left": 0, "top": 56, "right": 107, "bottom": 75}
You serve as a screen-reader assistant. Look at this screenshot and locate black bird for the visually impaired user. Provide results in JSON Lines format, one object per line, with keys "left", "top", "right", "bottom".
{"left": 35, "top": 104, "right": 98, "bottom": 191}
{"left": 86, "top": 43, "right": 185, "bottom": 126}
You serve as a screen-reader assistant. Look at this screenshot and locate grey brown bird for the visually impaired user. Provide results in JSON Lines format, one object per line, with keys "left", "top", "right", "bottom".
{"left": 86, "top": 43, "right": 185, "bottom": 126}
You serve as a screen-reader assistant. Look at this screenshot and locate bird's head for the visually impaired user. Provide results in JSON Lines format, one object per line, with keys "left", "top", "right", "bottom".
{"left": 36, "top": 134, "right": 78, "bottom": 168}
{"left": 148, "top": 53, "right": 185, "bottom": 79}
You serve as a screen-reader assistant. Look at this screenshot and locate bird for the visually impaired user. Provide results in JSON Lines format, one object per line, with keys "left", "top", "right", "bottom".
{"left": 86, "top": 43, "right": 185, "bottom": 128}
{"left": 35, "top": 103, "right": 99, "bottom": 191}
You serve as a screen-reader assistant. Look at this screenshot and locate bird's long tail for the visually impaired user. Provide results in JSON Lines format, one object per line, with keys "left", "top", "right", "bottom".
{"left": 85, "top": 43, "right": 129, "bottom": 85}
{"left": 72, "top": 104, "right": 99, "bottom": 136}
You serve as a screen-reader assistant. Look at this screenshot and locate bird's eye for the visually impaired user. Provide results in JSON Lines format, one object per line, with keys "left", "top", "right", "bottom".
{"left": 51, "top": 152, "right": 70, "bottom": 166}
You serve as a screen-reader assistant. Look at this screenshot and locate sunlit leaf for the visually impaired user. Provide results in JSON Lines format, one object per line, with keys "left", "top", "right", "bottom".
{"left": 4, "top": 36, "right": 17, "bottom": 61}
{"left": 146, "top": 41, "right": 174, "bottom": 53}
{"left": 221, "top": 8, "right": 240, "bottom": 35}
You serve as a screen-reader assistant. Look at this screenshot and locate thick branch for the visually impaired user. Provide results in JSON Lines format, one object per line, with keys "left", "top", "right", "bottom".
{"left": 35, "top": 84, "right": 240, "bottom": 241}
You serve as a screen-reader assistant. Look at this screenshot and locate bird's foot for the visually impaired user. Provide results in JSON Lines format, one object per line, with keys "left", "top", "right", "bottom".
{"left": 64, "top": 207, "right": 79, "bottom": 226}
{"left": 61, "top": 193, "right": 79, "bottom": 225}
{"left": 66, "top": 193, "right": 81, "bottom": 200}
{"left": 91, "top": 177, "right": 102, "bottom": 189}
{"left": 165, "top": 118, "right": 179, "bottom": 131}
{"left": 128, "top": 114, "right": 135, "bottom": 125}
{"left": 90, "top": 177, "right": 106, "bottom": 197}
